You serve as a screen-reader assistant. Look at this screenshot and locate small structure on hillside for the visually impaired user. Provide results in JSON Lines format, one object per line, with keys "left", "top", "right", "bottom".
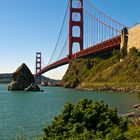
{"left": 121, "top": 24, "right": 140, "bottom": 58}
{"left": 120, "top": 27, "right": 128, "bottom": 59}
{"left": 128, "top": 24, "right": 140, "bottom": 52}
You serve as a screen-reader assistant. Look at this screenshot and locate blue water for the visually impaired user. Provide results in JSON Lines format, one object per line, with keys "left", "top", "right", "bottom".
{"left": 0, "top": 84, "right": 139, "bottom": 139}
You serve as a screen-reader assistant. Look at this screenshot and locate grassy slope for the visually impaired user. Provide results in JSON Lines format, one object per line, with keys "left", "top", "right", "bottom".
{"left": 62, "top": 49, "right": 140, "bottom": 90}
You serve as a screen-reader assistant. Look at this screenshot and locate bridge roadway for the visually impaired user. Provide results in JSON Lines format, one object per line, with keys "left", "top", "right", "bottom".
{"left": 36, "top": 35, "right": 121, "bottom": 76}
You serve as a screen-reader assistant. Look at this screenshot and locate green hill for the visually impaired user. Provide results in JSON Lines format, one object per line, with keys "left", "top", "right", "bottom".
{"left": 62, "top": 48, "right": 140, "bottom": 93}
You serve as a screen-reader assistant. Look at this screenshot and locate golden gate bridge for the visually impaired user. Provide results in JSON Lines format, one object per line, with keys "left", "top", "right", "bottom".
{"left": 35, "top": 0, "right": 126, "bottom": 79}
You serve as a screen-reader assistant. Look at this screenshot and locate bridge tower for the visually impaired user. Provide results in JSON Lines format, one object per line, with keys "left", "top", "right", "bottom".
{"left": 69, "top": 0, "right": 83, "bottom": 57}
{"left": 35, "top": 52, "right": 41, "bottom": 84}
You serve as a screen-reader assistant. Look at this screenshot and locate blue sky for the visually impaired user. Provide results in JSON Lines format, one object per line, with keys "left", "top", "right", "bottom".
{"left": 0, "top": 0, "right": 140, "bottom": 79}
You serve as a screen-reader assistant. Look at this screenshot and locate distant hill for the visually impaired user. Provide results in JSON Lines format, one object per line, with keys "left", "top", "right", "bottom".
{"left": 0, "top": 73, "right": 60, "bottom": 84}
{"left": 41, "top": 75, "right": 61, "bottom": 83}
{"left": 0, "top": 73, "right": 12, "bottom": 83}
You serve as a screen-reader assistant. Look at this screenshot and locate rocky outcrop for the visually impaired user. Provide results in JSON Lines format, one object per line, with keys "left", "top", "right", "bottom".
{"left": 125, "top": 103, "right": 140, "bottom": 126}
{"left": 133, "top": 104, "right": 140, "bottom": 109}
{"left": 24, "top": 83, "right": 40, "bottom": 91}
{"left": 8, "top": 63, "right": 40, "bottom": 91}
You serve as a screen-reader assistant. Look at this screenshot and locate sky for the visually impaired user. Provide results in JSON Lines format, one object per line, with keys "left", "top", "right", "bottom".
{"left": 0, "top": 0, "right": 140, "bottom": 80}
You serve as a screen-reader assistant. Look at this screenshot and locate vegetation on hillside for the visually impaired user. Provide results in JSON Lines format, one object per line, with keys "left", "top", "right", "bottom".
{"left": 42, "top": 99, "right": 128, "bottom": 140}
{"left": 125, "top": 126, "right": 140, "bottom": 140}
{"left": 62, "top": 48, "right": 140, "bottom": 92}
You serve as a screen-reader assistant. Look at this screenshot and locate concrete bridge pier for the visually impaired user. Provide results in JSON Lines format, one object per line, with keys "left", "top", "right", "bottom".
{"left": 120, "top": 27, "right": 128, "bottom": 60}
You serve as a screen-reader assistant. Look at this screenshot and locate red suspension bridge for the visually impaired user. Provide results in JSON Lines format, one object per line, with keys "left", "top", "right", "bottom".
{"left": 35, "top": 0, "right": 126, "bottom": 77}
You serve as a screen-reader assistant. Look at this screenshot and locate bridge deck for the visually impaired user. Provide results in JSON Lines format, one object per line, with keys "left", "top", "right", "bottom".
{"left": 36, "top": 35, "right": 121, "bottom": 76}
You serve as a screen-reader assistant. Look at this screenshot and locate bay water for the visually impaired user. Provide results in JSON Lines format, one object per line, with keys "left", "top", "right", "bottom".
{"left": 0, "top": 84, "right": 139, "bottom": 139}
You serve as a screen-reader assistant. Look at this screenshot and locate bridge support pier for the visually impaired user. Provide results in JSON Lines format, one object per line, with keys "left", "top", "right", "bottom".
{"left": 35, "top": 52, "right": 42, "bottom": 84}
{"left": 69, "top": 0, "right": 83, "bottom": 57}
{"left": 120, "top": 27, "right": 128, "bottom": 60}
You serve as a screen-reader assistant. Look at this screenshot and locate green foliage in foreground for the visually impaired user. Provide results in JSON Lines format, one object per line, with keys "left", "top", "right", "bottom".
{"left": 124, "top": 126, "right": 140, "bottom": 140}
{"left": 42, "top": 99, "right": 128, "bottom": 140}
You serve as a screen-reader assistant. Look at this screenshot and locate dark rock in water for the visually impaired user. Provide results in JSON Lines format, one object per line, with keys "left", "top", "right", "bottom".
{"left": 8, "top": 63, "right": 40, "bottom": 91}
{"left": 133, "top": 104, "right": 140, "bottom": 109}
{"left": 24, "top": 83, "right": 40, "bottom": 91}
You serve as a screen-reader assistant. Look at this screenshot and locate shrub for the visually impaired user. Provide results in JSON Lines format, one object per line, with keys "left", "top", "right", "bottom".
{"left": 124, "top": 126, "right": 140, "bottom": 140}
{"left": 129, "top": 47, "right": 138, "bottom": 55}
{"left": 42, "top": 99, "right": 128, "bottom": 140}
{"left": 86, "top": 59, "right": 94, "bottom": 69}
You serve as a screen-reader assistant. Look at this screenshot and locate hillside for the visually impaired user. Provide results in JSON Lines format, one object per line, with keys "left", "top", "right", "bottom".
{"left": 62, "top": 48, "right": 140, "bottom": 92}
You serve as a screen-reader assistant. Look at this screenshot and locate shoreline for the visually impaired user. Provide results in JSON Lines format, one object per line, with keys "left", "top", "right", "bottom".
{"left": 76, "top": 84, "right": 140, "bottom": 94}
